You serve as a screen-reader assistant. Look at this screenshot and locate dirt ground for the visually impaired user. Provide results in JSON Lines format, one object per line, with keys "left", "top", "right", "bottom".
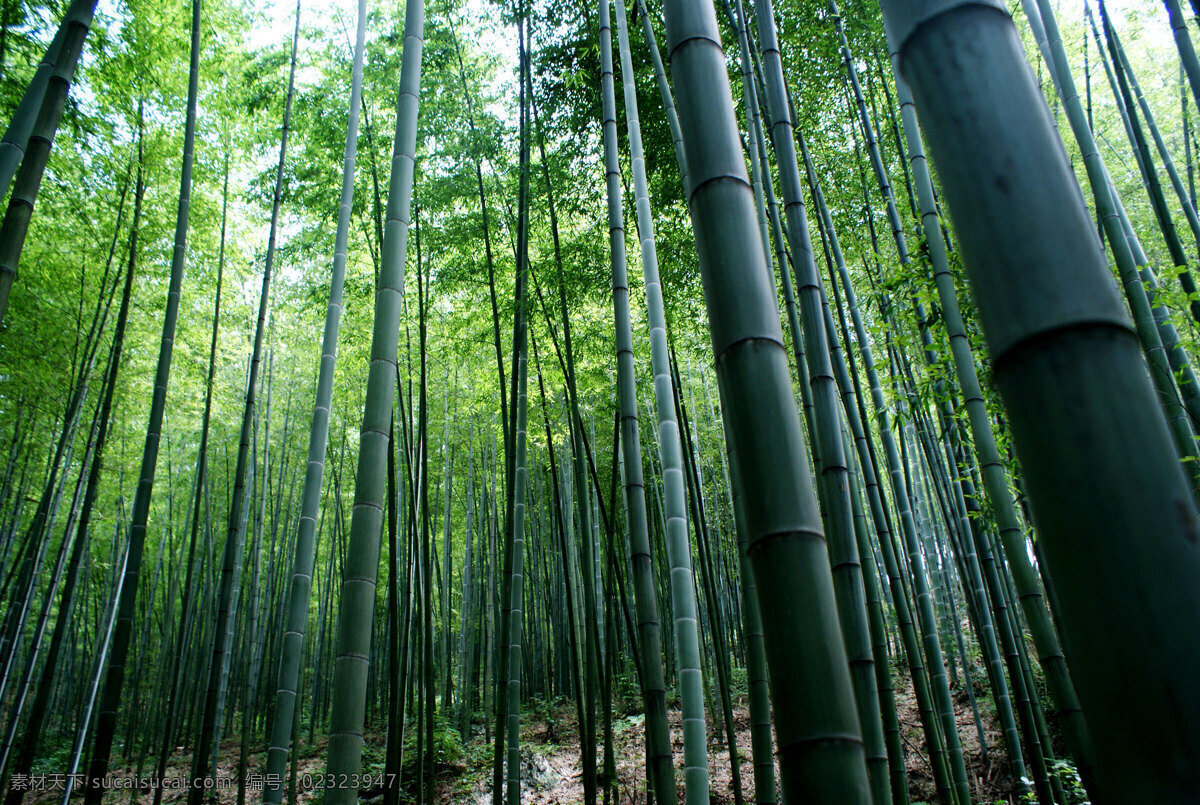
{"left": 25, "top": 666, "right": 1030, "bottom": 804}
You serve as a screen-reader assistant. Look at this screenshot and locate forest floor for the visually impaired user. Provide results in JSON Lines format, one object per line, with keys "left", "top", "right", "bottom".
{"left": 441, "top": 668, "right": 1027, "bottom": 804}
{"left": 38, "top": 668, "right": 1028, "bottom": 804}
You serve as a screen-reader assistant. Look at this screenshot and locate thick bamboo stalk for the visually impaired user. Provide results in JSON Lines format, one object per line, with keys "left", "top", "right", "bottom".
{"left": 258, "top": 1, "right": 369, "bottom": 745}
{"left": 322, "top": 0, "right": 423, "bottom": 797}
{"left": 608, "top": 0, "right": 709, "bottom": 798}
{"left": 0, "top": 0, "right": 97, "bottom": 325}
{"left": 882, "top": 0, "right": 1200, "bottom": 797}
{"left": 878, "top": 10, "right": 1099, "bottom": 783}
{"left": 661, "top": 0, "right": 870, "bottom": 798}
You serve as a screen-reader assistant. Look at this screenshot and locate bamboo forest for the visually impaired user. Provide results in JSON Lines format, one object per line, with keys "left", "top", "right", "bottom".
{"left": 1, "top": 0, "right": 1199, "bottom": 799}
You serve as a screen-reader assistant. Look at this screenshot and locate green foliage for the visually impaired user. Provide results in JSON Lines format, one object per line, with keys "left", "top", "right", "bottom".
{"left": 360, "top": 719, "right": 464, "bottom": 783}
{"left": 615, "top": 712, "right": 644, "bottom": 734}
{"left": 1019, "top": 759, "right": 1089, "bottom": 805}
{"left": 1, "top": 0, "right": 1193, "bottom": 798}
{"left": 611, "top": 668, "right": 642, "bottom": 711}
{"left": 727, "top": 664, "right": 748, "bottom": 702}
{"left": 30, "top": 742, "right": 72, "bottom": 776}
